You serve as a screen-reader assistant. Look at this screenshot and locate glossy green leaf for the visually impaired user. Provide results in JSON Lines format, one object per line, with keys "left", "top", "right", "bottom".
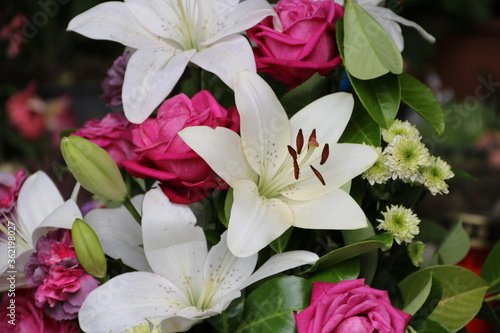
{"left": 308, "top": 258, "right": 360, "bottom": 284}
{"left": 399, "top": 273, "right": 434, "bottom": 315}
{"left": 280, "top": 73, "right": 329, "bottom": 117}
{"left": 348, "top": 73, "right": 401, "bottom": 128}
{"left": 413, "top": 318, "right": 453, "bottom": 333}
{"left": 400, "top": 73, "right": 445, "bottom": 135}
{"left": 208, "top": 294, "right": 245, "bottom": 333}
{"left": 343, "top": 0, "right": 402, "bottom": 79}
{"left": 399, "top": 266, "right": 489, "bottom": 332}
{"left": 270, "top": 227, "right": 293, "bottom": 254}
{"left": 236, "top": 276, "right": 312, "bottom": 333}
{"left": 342, "top": 224, "right": 378, "bottom": 284}
{"left": 338, "top": 99, "right": 381, "bottom": 146}
{"left": 427, "top": 221, "right": 470, "bottom": 267}
{"left": 481, "top": 241, "right": 500, "bottom": 294}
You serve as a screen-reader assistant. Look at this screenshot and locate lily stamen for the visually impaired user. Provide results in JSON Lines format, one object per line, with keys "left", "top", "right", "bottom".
{"left": 296, "top": 129, "right": 304, "bottom": 154}
{"left": 320, "top": 143, "right": 330, "bottom": 165}
{"left": 308, "top": 129, "right": 319, "bottom": 147}
{"left": 310, "top": 165, "right": 326, "bottom": 186}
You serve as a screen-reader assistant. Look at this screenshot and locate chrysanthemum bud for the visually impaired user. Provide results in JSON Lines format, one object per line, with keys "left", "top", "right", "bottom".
{"left": 61, "top": 135, "right": 127, "bottom": 202}
{"left": 72, "top": 218, "right": 107, "bottom": 279}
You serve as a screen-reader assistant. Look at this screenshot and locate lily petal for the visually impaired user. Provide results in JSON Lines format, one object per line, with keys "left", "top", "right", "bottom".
{"left": 142, "top": 188, "right": 206, "bottom": 298}
{"left": 122, "top": 47, "right": 195, "bottom": 124}
{"left": 228, "top": 179, "right": 294, "bottom": 257}
{"left": 285, "top": 188, "right": 369, "bottom": 230}
{"left": 0, "top": 250, "right": 31, "bottom": 291}
{"left": 78, "top": 272, "right": 196, "bottom": 333}
{"left": 67, "top": 2, "right": 158, "bottom": 49}
{"left": 84, "top": 195, "right": 150, "bottom": 272}
{"left": 289, "top": 93, "right": 354, "bottom": 145}
{"left": 32, "top": 200, "right": 82, "bottom": 244}
{"left": 179, "top": 126, "right": 257, "bottom": 187}
{"left": 192, "top": 35, "right": 256, "bottom": 89}
{"left": 234, "top": 71, "right": 291, "bottom": 182}
{"left": 240, "top": 250, "right": 319, "bottom": 289}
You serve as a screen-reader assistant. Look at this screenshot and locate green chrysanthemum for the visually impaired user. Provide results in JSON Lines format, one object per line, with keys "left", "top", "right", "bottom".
{"left": 419, "top": 156, "right": 454, "bottom": 195}
{"left": 384, "top": 135, "right": 431, "bottom": 181}
{"left": 377, "top": 205, "right": 421, "bottom": 244}
{"left": 362, "top": 147, "right": 392, "bottom": 185}
{"left": 382, "top": 119, "right": 421, "bottom": 144}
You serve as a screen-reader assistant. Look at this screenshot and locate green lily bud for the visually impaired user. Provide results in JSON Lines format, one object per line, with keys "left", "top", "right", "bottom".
{"left": 61, "top": 135, "right": 127, "bottom": 203}
{"left": 72, "top": 218, "right": 107, "bottom": 279}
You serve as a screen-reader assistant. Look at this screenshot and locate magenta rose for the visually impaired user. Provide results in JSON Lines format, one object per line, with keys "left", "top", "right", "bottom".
{"left": 295, "top": 279, "right": 411, "bottom": 333}
{"left": 247, "top": 0, "right": 343, "bottom": 88}
{"left": 0, "top": 170, "right": 26, "bottom": 215}
{"left": 24, "top": 229, "right": 100, "bottom": 321}
{"left": 73, "top": 113, "right": 136, "bottom": 167}
{"left": 0, "top": 289, "right": 79, "bottom": 333}
{"left": 122, "top": 90, "right": 240, "bottom": 204}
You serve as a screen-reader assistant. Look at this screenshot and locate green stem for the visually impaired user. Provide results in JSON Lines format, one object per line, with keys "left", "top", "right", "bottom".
{"left": 123, "top": 198, "right": 142, "bottom": 225}
{"left": 485, "top": 293, "right": 500, "bottom": 303}
{"left": 191, "top": 66, "right": 203, "bottom": 92}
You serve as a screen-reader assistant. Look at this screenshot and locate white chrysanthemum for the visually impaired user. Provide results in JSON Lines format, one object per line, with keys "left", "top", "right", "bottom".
{"left": 418, "top": 156, "right": 454, "bottom": 195}
{"left": 382, "top": 119, "right": 421, "bottom": 144}
{"left": 362, "top": 147, "right": 392, "bottom": 185}
{"left": 384, "top": 135, "right": 431, "bottom": 181}
{"left": 377, "top": 205, "right": 420, "bottom": 244}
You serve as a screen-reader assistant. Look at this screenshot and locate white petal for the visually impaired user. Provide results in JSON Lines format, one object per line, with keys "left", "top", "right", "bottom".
{"left": 228, "top": 179, "right": 293, "bottom": 257}
{"left": 191, "top": 34, "right": 256, "bottom": 89}
{"left": 0, "top": 250, "right": 31, "bottom": 292}
{"left": 290, "top": 93, "right": 354, "bottom": 145}
{"left": 67, "top": 2, "right": 159, "bottom": 49}
{"left": 79, "top": 272, "right": 197, "bottom": 332}
{"left": 240, "top": 251, "right": 319, "bottom": 289}
{"left": 31, "top": 200, "right": 82, "bottom": 244}
{"left": 178, "top": 126, "right": 257, "bottom": 187}
{"left": 281, "top": 143, "right": 378, "bottom": 201}
{"left": 142, "top": 188, "right": 206, "bottom": 297}
{"left": 286, "top": 188, "right": 369, "bottom": 230}
{"left": 199, "top": 232, "right": 257, "bottom": 308}
{"left": 202, "top": 0, "right": 276, "bottom": 45}
{"left": 17, "top": 171, "right": 64, "bottom": 237}
{"left": 84, "top": 195, "right": 150, "bottom": 272}
{"left": 234, "top": 71, "right": 292, "bottom": 182}
{"left": 122, "top": 47, "right": 195, "bottom": 124}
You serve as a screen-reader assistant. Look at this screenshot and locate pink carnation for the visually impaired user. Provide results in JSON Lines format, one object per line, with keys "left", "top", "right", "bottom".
{"left": 0, "top": 170, "right": 26, "bottom": 215}
{"left": 73, "top": 113, "right": 136, "bottom": 167}
{"left": 25, "top": 229, "right": 99, "bottom": 321}
{"left": 0, "top": 289, "right": 79, "bottom": 333}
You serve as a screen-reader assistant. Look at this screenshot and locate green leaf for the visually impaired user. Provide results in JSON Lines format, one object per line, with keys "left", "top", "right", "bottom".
{"left": 338, "top": 99, "right": 381, "bottom": 146}
{"left": 280, "top": 73, "right": 329, "bottom": 117}
{"left": 427, "top": 221, "right": 470, "bottom": 267}
{"left": 348, "top": 73, "right": 401, "bottom": 128}
{"left": 413, "top": 318, "right": 453, "bottom": 333}
{"left": 399, "top": 273, "right": 434, "bottom": 315}
{"left": 308, "top": 258, "right": 360, "bottom": 284}
{"left": 302, "top": 233, "right": 392, "bottom": 274}
{"left": 475, "top": 301, "right": 500, "bottom": 325}
{"left": 342, "top": 224, "right": 378, "bottom": 284}
{"left": 399, "top": 72, "right": 445, "bottom": 135}
{"left": 481, "top": 240, "right": 500, "bottom": 294}
{"left": 236, "top": 276, "right": 312, "bottom": 333}
{"left": 342, "top": 0, "right": 403, "bottom": 79}
{"left": 399, "top": 266, "right": 489, "bottom": 332}
{"left": 208, "top": 294, "right": 245, "bottom": 333}
{"left": 270, "top": 227, "right": 293, "bottom": 254}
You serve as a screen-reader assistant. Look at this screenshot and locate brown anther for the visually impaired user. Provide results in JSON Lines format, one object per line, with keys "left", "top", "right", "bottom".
{"left": 308, "top": 129, "right": 319, "bottom": 147}
{"left": 296, "top": 129, "right": 304, "bottom": 154}
{"left": 310, "top": 165, "right": 326, "bottom": 186}
{"left": 320, "top": 143, "right": 329, "bottom": 165}
{"left": 287, "top": 145, "right": 297, "bottom": 160}
{"left": 293, "top": 160, "right": 300, "bottom": 180}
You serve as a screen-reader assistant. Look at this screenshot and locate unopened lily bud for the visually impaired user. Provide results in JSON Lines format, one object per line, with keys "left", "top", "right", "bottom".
{"left": 72, "top": 218, "right": 107, "bottom": 279}
{"left": 61, "top": 135, "right": 127, "bottom": 203}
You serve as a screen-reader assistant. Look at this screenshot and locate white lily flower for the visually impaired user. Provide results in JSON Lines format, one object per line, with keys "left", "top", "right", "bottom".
{"left": 337, "top": 0, "right": 435, "bottom": 51}
{"left": 0, "top": 171, "right": 81, "bottom": 291}
{"left": 179, "top": 71, "right": 379, "bottom": 257}
{"left": 67, "top": 0, "right": 276, "bottom": 124}
{"left": 78, "top": 188, "right": 318, "bottom": 332}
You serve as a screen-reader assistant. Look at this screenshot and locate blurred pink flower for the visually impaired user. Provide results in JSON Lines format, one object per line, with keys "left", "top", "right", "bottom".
{"left": 0, "top": 170, "right": 26, "bottom": 215}
{"left": 0, "top": 289, "right": 79, "bottom": 333}
{"left": 25, "top": 229, "right": 99, "bottom": 321}
{"left": 101, "top": 51, "right": 133, "bottom": 107}
{"left": 73, "top": 113, "right": 136, "bottom": 167}
{"left": 0, "top": 14, "right": 26, "bottom": 58}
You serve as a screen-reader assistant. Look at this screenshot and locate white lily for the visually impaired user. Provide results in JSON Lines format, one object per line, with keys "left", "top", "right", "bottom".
{"left": 78, "top": 188, "right": 318, "bottom": 333}
{"left": 337, "top": 0, "right": 435, "bottom": 51}
{"left": 179, "top": 71, "right": 379, "bottom": 257}
{"left": 67, "top": 0, "right": 276, "bottom": 124}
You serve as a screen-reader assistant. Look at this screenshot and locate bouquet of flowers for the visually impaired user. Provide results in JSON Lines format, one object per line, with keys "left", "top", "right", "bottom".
{"left": 1, "top": 0, "right": 500, "bottom": 332}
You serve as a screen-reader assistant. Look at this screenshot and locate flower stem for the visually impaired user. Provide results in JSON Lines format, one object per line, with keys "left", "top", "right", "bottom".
{"left": 485, "top": 293, "right": 500, "bottom": 302}
{"left": 123, "top": 198, "right": 141, "bottom": 225}
{"left": 191, "top": 66, "right": 203, "bottom": 92}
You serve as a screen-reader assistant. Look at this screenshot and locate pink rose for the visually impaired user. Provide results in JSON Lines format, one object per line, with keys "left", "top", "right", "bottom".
{"left": 25, "top": 229, "right": 100, "bottom": 321}
{"left": 73, "top": 113, "right": 136, "bottom": 167}
{"left": 0, "top": 170, "right": 26, "bottom": 214}
{"left": 123, "top": 91, "right": 240, "bottom": 204}
{"left": 295, "top": 279, "right": 411, "bottom": 333}
{"left": 0, "top": 289, "right": 79, "bottom": 333}
{"left": 247, "top": 0, "right": 343, "bottom": 88}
